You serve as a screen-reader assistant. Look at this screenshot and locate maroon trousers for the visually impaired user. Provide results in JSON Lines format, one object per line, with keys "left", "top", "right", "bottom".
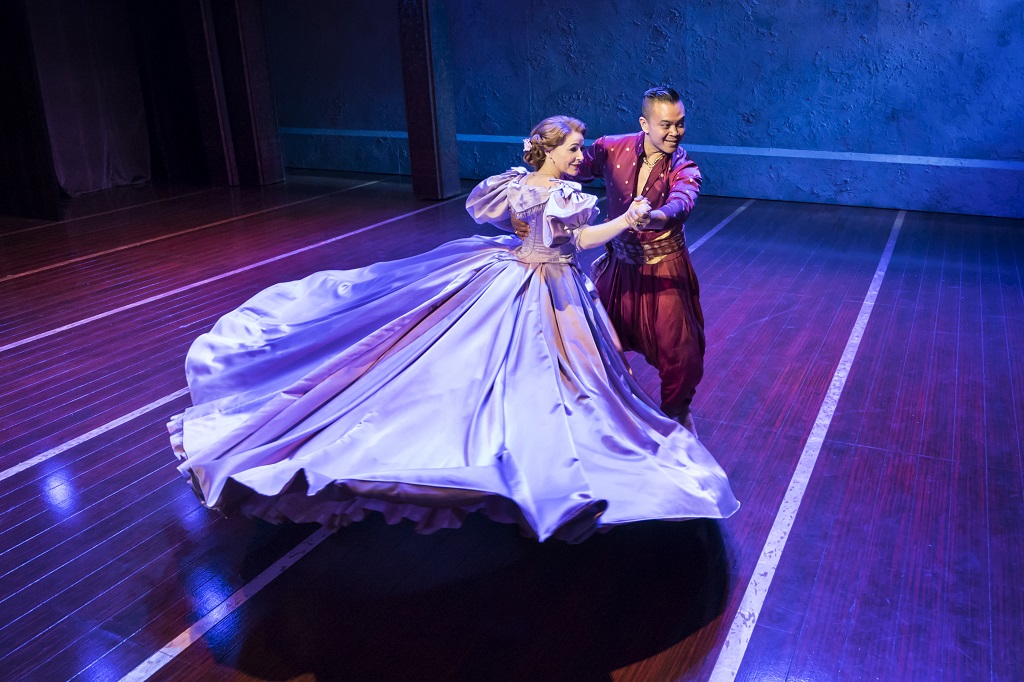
{"left": 594, "top": 249, "right": 706, "bottom": 420}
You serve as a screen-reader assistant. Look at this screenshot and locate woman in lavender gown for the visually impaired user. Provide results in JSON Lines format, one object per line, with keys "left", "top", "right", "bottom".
{"left": 169, "top": 115, "right": 738, "bottom": 543}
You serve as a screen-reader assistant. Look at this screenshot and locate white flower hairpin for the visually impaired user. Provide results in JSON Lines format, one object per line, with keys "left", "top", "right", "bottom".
{"left": 522, "top": 138, "right": 533, "bottom": 152}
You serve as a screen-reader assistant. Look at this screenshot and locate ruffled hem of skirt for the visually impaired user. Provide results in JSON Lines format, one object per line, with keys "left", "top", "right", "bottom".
{"left": 187, "top": 465, "right": 607, "bottom": 544}
{"left": 169, "top": 413, "right": 604, "bottom": 543}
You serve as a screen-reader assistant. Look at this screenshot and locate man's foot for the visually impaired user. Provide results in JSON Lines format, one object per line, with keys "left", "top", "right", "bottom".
{"left": 681, "top": 412, "right": 698, "bottom": 438}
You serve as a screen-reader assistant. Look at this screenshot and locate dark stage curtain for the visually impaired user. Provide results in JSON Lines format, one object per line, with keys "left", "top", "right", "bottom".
{"left": 129, "top": 2, "right": 209, "bottom": 186}
{"left": 26, "top": 0, "right": 151, "bottom": 197}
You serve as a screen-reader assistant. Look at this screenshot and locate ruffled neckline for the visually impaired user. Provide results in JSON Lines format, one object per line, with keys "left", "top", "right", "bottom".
{"left": 510, "top": 169, "right": 581, "bottom": 193}
{"left": 508, "top": 168, "right": 582, "bottom": 211}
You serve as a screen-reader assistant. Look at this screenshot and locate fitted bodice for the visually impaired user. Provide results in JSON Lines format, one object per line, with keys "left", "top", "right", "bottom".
{"left": 465, "top": 167, "right": 599, "bottom": 266}
{"left": 508, "top": 182, "right": 578, "bottom": 265}
{"left": 510, "top": 202, "right": 577, "bottom": 265}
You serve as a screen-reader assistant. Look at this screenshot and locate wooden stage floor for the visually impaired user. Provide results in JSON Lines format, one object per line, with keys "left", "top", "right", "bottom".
{"left": 1, "top": 171, "right": 1021, "bottom": 681}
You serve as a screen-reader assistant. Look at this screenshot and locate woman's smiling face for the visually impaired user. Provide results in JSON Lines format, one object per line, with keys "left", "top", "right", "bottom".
{"left": 545, "top": 131, "right": 585, "bottom": 177}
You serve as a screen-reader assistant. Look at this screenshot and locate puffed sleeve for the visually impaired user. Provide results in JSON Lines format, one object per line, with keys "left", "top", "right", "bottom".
{"left": 542, "top": 181, "right": 600, "bottom": 247}
{"left": 465, "top": 167, "right": 529, "bottom": 232}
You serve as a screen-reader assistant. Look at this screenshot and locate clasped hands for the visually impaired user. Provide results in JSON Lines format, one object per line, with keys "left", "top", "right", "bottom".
{"left": 511, "top": 196, "right": 651, "bottom": 241}
{"left": 624, "top": 196, "right": 652, "bottom": 229}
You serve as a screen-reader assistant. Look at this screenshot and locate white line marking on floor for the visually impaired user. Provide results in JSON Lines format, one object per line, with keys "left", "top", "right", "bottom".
{"left": 1, "top": 181, "right": 379, "bottom": 282}
{"left": 689, "top": 199, "right": 755, "bottom": 252}
{"left": 0, "top": 389, "right": 189, "bottom": 483}
{"left": 707, "top": 210, "right": 905, "bottom": 681}
{"left": 117, "top": 527, "right": 332, "bottom": 682}
{"left": 0, "top": 192, "right": 465, "bottom": 355}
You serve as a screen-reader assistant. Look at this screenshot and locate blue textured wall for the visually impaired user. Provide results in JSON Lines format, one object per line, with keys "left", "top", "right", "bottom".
{"left": 264, "top": 0, "right": 1024, "bottom": 218}
{"left": 263, "top": 1, "right": 410, "bottom": 174}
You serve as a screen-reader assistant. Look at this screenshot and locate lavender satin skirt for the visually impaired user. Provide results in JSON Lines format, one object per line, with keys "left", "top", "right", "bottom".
{"left": 170, "top": 235, "right": 738, "bottom": 542}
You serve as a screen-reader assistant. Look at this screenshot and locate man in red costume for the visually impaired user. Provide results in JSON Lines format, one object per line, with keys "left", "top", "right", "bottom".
{"left": 581, "top": 86, "right": 705, "bottom": 433}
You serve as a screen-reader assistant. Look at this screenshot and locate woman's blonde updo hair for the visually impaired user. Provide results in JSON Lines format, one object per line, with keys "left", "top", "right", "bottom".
{"left": 522, "top": 115, "right": 587, "bottom": 170}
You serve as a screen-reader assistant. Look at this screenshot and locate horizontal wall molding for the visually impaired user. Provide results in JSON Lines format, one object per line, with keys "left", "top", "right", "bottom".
{"left": 683, "top": 144, "right": 1024, "bottom": 171}
{"left": 279, "top": 128, "right": 1024, "bottom": 171}
{"left": 278, "top": 127, "right": 1024, "bottom": 218}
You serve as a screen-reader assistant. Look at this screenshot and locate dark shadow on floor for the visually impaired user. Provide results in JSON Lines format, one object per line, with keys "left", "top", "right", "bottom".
{"left": 216, "top": 513, "right": 730, "bottom": 681}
